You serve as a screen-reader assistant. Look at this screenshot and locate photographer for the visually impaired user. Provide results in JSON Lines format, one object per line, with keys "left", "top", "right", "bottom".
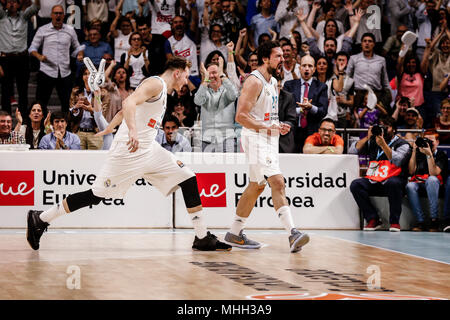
{"left": 406, "top": 130, "right": 447, "bottom": 232}
{"left": 349, "top": 117, "right": 412, "bottom": 232}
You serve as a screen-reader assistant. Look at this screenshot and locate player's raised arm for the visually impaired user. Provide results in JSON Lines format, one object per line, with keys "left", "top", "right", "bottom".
{"left": 122, "top": 78, "right": 163, "bottom": 152}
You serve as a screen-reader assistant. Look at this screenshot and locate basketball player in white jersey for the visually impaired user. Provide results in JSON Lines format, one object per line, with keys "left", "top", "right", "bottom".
{"left": 27, "top": 57, "right": 231, "bottom": 252}
{"left": 224, "top": 41, "right": 310, "bottom": 253}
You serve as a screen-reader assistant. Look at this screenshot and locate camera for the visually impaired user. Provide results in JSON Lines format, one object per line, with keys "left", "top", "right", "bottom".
{"left": 415, "top": 137, "right": 432, "bottom": 148}
{"left": 371, "top": 124, "right": 385, "bottom": 137}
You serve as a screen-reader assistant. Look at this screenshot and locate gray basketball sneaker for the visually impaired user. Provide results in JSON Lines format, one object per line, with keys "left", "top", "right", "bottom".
{"left": 224, "top": 230, "right": 261, "bottom": 249}
{"left": 289, "top": 229, "right": 310, "bottom": 253}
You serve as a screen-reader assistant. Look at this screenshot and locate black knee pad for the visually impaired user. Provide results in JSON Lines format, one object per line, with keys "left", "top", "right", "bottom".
{"left": 65, "top": 189, "right": 104, "bottom": 212}
{"left": 179, "top": 176, "right": 202, "bottom": 209}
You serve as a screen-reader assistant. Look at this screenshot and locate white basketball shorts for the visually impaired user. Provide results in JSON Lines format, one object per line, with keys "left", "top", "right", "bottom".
{"left": 92, "top": 140, "right": 195, "bottom": 198}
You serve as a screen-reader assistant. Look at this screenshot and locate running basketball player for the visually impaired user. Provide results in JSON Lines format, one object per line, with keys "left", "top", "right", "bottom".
{"left": 224, "top": 41, "right": 310, "bottom": 252}
{"left": 27, "top": 57, "right": 231, "bottom": 252}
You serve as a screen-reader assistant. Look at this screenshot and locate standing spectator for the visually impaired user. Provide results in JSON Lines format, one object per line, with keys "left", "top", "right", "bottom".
{"left": 148, "top": 0, "right": 176, "bottom": 37}
{"left": 283, "top": 54, "right": 329, "bottom": 153}
{"left": 222, "top": 0, "right": 244, "bottom": 44}
{"left": 155, "top": 115, "right": 192, "bottom": 152}
{"left": 84, "top": 0, "right": 109, "bottom": 23}
{"left": 347, "top": 32, "right": 392, "bottom": 114}
{"left": 120, "top": 32, "right": 150, "bottom": 89}
{"left": 92, "top": 88, "right": 113, "bottom": 150}
{"left": 137, "top": 18, "right": 173, "bottom": 76}
{"left": 0, "top": 110, "right": 25, "bottom": 144}
{"left": 39, "top": 111, "right": 81, "bottom": 150}
{"left": 354, "top": 0, "right": 382, "bottom": 47}
{"left": 122, "top": 0, "right": 149, "bottom": 18}
{"left": 194, "top": 59, "right": 238, "bottom": 152}
{"left": 275, "top": 73, "right": 297, "bottom": 153}
{"left": 29, "top": 5, "right": 84, "bottom": 113}
{"left": 356, "top": 92, "right": 389, "bottom": 138}
{"left": 330, "top": 51, "right": 355, "bottom": 128}
{"left": 303, "top": 118, "right": 344, "bottom": 154}
{"left": 200, "top": 24, "right": 228, "bottom": 64}
{"left": 249, "top": 0, "right": 280, "bottom": 47}
{"left": 14, "top": 102, "right": 50, "bottom": 149}
{"left": 433, "top": 98, "right": 450, "bottom": 145}
{"left": 280, "top": 42, "right": 300, "bottom": 86}
{"left": 103, "top": 62, "right": 133, "bottom": 123}
{"left": 382, "top": 25, "right": 410, "bottom": 80}
{"left": 388, "top": 0, "right": 415, "bottom": 35}
{"left": 68, "top": 66, "right": 103, "bottom": 150}
{"left": 110, "top": 1, "right": 133, "bottom": 62}
{"left": 415, "top": 0, "right": 440, "bottom": 61}
{"left": 275, "top": 0, "right": 309, "bottom": 40}
{"left": 406, "top": 129, "right": 447, "bottom": 231}
{"left": 349, "top": 116, "right": 412, "bottom": 231}
{"left": 421, "top": 29, "right": 450, "bottom": 123}
{"left": 167, "top": 15, "right": 200, "bottom": 80}
{"left": 36, "top": 0, "right": 71, "bottom": 27}
{"left": 396, "top": 52, "right": 425, "bottom": 113}
{"left": 0, "top": 0, "right": 40, "bottom": 116}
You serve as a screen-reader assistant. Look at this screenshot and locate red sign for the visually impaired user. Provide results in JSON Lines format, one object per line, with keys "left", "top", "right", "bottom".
{"left": 264, "top": 113, "right": 270, "bottom": 121}
{"left": 0, "top": 171, "right": 34, "bottom": 206}
{"left": 196, "top": 173, "right": 226, "bottom": 207}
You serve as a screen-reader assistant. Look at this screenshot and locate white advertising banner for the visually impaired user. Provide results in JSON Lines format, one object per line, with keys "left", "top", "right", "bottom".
{"left": 174, "top": 153, "right": 361, "bottom": 230}
{"left": 0, "top": 151, "right": 172, "bottom": 228}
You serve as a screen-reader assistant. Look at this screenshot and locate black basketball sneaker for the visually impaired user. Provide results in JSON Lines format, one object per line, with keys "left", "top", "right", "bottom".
{"left": 27, "top": 210, "right": 49, "bottom": 250}
{"left": 192, "top": 232, "right": 232, "bottom": 251}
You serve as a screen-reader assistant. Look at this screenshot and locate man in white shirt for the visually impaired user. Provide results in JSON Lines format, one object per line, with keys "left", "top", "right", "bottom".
{"left": 29, "top": 5, "right": 84, "bottom": 113}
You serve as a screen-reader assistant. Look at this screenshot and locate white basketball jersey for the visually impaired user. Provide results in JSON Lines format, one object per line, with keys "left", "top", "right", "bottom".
{"left": 113, "top": 76, "right": 167, "bottom": 145}
{"left": 242, "top": 70, "right": 279, "bottom": 136}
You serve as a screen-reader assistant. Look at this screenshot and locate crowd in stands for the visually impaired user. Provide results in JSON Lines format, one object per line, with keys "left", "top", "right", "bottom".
{"left": 0, "top": 0, "right": 450, "bottom": 231}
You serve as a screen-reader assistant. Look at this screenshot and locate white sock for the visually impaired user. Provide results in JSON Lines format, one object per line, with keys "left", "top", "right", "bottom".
{"left": 190, "top": 210, "right": 207, "bottom": 239}
{"left": 230, "top": 214, "right": 247, "bottom": 236}
{"left": 40, "top": 203, "right": 68, "bottom": 223}
{"left": 276, "top": 206, "right": 295, "bottom": 233}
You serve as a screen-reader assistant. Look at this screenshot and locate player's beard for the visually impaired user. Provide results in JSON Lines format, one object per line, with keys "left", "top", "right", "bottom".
{"left": 268, "top": 63, "right": 283, "bottom": 77}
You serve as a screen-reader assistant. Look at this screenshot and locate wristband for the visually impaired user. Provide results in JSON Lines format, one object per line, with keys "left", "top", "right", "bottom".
{"left": 327, "top": 146, "right": 335, "bottom": 153}
{"left": 426, "top": 155, "right": 432, "bottom": 159}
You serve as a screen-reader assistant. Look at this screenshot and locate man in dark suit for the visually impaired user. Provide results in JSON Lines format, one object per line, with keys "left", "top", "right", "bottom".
{"left": 283, "top": 55, "right": 329, "bottom": 153}
{"left": 276, "top": 75, "right": 297, "bottom": 153}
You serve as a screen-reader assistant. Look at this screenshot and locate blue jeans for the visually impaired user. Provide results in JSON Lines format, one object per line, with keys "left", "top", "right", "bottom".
{"left": 443, "top": 176, "right": 450, "bottom": 221}
{"left": 405, "top": 176, "right": 440, "bottom": 222}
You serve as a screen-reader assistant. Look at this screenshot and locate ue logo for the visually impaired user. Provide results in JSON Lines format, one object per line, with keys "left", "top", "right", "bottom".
{"left": 196, "top": 173, "right": 226, "bottom": 208}
{"left": 0, "top": 171, "right": 34, "bottom": 206}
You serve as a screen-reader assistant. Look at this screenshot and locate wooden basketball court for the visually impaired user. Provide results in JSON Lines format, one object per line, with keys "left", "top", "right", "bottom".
{"left": 0, "top": 229, "right": 448, "bottom": 300}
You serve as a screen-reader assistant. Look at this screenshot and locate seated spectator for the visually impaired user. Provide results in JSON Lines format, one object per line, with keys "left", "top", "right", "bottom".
{"left": 303, "top": 118, "right": 344, "bottom": 154}
{"left": 120, "top": 31, "right": 150, "bottom": 89}
{"left": 14, "top": 102, "right": 51, "bottom": 149}
{"left": 398, "top": 107, "right": 423, "bottom": 143}
{"left": 356, "top": 92, "right": 388, "bottom": 138}
{"left": 167, "top": 84, "right": 198, "bottom": 128}
{"left": 80, "top": 27, "right": 113, "bottom": 67}
{"left": 433, "top": 98, "right": 450, "bottom": 145}
{"left": 39, "top": 111, "right": 81, "bottom": 150}
{"left": 406, "top": 130, "right": 447, "bottom": 231}
{"left": 0, "top": 110, "right": 25, "bottom": 144}
{"left": 349, "top": 116, "right": 412, "bottom": 232}
{"left": 68, "top": 66, "right": 103, "bottom": 150}
{"left": 194, "top": 59, "right": 238, "bottom": 152}
{"left": 155, "top": 115, "right": 192, "bottom": 153}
